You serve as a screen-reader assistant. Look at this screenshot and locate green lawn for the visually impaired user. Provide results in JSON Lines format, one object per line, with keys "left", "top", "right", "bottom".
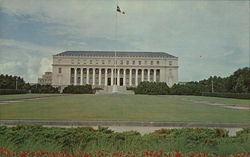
{"left": 0, "top": 94, "right": 249, "bottom": 123}
{"left": 0, "top": 94, "right": 61, "bottom": 101}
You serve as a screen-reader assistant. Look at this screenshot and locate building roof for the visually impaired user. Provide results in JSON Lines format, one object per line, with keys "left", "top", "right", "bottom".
{"left": 55, "top": 51, "right": 177, "bottom": 58}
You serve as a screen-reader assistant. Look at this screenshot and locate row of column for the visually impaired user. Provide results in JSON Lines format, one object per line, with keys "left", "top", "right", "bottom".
{"left": 72, "top": 68, "right": 160, "bottom": 86}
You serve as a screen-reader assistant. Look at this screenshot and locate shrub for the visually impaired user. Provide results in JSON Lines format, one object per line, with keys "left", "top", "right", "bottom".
{"left": 63, "top": 85, "right": 93, "bottom": 94}
{"left": 201, "top": 92, "right": 250, "bottom": 99}
{"left": 135, "top": 82, "right": 169, "bottom": 95}
{"left": 30, "top": 84, "right": 59, "bottom": 93}
{"left": 1, "top": 125, "right": 249, "bottom": 154}
{"left": 0, "top": 89, "right": 28, "bottom": 95}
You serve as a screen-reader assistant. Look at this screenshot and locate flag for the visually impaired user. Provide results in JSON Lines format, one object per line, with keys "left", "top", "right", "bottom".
{"left": 117, "top": 5, "right": 125, "bottom": 14}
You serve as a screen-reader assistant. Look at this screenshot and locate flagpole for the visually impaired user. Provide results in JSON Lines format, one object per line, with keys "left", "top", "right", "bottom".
{"left": 115, "top": 5, "right": 117, "bottom": 86}
{"left": 113, "top": 1, "right": 118, "bottom": 93}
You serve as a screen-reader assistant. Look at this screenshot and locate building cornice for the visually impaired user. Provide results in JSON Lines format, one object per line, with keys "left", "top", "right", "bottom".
{"left": 52, "top": 64, "right": 178, "bottom": 69}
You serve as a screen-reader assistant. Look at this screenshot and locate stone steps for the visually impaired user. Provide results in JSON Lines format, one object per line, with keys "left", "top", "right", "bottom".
{"left": 95, "top": 86, "right": 134, "bottom": 94}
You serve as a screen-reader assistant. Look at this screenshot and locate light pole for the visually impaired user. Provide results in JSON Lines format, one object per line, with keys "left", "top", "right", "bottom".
{"left": 15, "top": 77, "right": 18, "bottom": 90}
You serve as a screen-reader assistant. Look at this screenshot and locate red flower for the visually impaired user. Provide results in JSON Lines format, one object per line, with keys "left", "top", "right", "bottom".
{"left": 174, "top": 152, "right": 183, "bottom": 157}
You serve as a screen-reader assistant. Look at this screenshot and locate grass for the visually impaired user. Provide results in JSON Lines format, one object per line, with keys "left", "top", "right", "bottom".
{"left": 0, "top": 94, "right": 249, "bottom": 123}
{"left": 0, "top": 94, "right": 60, "bottom": 101}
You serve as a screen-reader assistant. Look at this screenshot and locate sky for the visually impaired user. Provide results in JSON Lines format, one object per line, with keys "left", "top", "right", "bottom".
{"left": 0, "top": 0, "right": 249, "bottom": 83}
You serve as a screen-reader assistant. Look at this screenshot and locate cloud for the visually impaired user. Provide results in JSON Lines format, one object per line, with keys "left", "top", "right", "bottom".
{"left": 0, "top": 39, "right": 61, "bottom": 82}
{"left": 0, "top": 0, "right": 249, "bottom": 82}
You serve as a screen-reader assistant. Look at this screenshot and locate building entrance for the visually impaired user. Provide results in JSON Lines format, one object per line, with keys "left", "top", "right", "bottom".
{"left": 120, "top": 78, "right": 123, "bottom": 86}
{"left": 108, "top": 78, "right": 111, "bottom": 86}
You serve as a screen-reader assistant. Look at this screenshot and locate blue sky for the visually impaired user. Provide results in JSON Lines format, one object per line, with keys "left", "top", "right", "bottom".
{"left": 0, "top": 0, "right": 249, "bottom": 83}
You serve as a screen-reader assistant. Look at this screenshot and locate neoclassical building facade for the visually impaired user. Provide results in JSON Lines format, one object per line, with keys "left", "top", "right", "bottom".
{"left": 52, "top": 51, "right": 178, "bottom": 88}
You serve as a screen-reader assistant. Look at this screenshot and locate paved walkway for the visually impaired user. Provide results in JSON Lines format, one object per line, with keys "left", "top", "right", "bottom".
{"left": 0, "top": 94, "right": 65, "bottom": 104}
{"left": 1, "top": 120, "right": 249, "bottom": 128}
{"left": 172, "top": 96, "right": 250, "bottom": 110}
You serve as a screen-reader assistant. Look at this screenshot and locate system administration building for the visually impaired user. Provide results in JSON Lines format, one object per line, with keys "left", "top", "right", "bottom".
{"left": 52, "top": 51, "right": 178, "bottom": 89}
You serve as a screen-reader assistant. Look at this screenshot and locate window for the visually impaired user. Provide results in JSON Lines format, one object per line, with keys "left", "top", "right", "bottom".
{"left": 126, "top": 61, "right": 129, "bottom": 65}
{"left": 58, "top": 68, "right": 62, "bottom": 73}
{"left": 58, "top": 59, "right": 61, "bottom": 64}
{"left": 144, "top": 60, "right": 147, "bottom": 65}
{"left": 169, "top": 61, "right": 172, "bottom": 66}
{"left": 157, "top": 61, "right": 159, "bottom": 65}
{"left": 90, "top": 60, "right": 92, "bottom": 64}
{"left": 71, "top": 59, "right": 74, "bottom": 64}
{"left": 78, "top": 59, "right": 80, "bottom": 64}
{"left": 139, "top": 61, "right": 141, "bottom": 65}
{"left": 83, "top": 59, "right": 86, "bottom": 64}
{"left": 108, "top": 60, "right": 111, "bottom": 64}
{"left": 96, "top": 60, "right": 98, "bottom": 64}
{"left": 132, "top": 61, "right": 135, "bottom": 65}
{"left": 102, "top": 60, "right": 105, "bottom": 64}
{"left": 151, "top": 61, "right": 154, "bottom": 65}
{"left": 120, "top": 60, "right": 123, "bottom": 65}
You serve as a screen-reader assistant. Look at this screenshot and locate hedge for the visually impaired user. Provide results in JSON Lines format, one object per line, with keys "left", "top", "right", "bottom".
{"left": 135, "top": 82, "right": 170, "bottom": 95}
{"left": 63, "top": 85, "right": 93, "bottom": 94}
{"left": 201, "top": 92, "right": 250, "bottom": 99}
{"left": 30, "top": 85, "right": 59, "bottom": 93}
{"left": 0, "top": 89, "right": 28, "bottom": 95}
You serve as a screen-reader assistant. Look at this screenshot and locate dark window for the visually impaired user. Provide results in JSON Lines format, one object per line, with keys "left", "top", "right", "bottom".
{"left": 58, "top": 68, "right": 62, "bottom": 73}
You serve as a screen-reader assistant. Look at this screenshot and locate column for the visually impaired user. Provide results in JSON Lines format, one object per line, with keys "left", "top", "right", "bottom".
{"left": 74, "top": 68, "right": 77, "bottom": 85}
{"left": 86, "top": 68, "right": 89, "bottom": 84}
{"left": 123, "top": 69, "right": 126, "bottom": 86}
{"left": 80, "top": 68, "right": 83, "bottom": 85}
{"left": 111, "top": 68, "right": 114, "bottom": 85}
{"left": 141, "top": 69, "right": 144, "bottom": 82}
{"left": 147, "top": 69, "right": 150, "bottom": 81}
{"left": 117, "top": 69, "right": 120, "bottom": 86}
{"left": 99, "top": 68, "right": 101, "bottom": 85}
{"left": 135, "top": 69, "right": 138, "bottom": 86}
{"left": 105, "top": 68, "right": 108, "bottom": 86}
{"left": 92, "top": 68, "right": 95, "bottom": 85}
{"left": 153, "top": 69, "right": 156, "bottom": 82}
{"left": 129, "top": 69, "right": 132, "bottom": 86}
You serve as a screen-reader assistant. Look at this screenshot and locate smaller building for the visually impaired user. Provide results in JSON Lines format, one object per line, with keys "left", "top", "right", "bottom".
{"left": 38, "top": 72, "right": 52, "bottom": 85}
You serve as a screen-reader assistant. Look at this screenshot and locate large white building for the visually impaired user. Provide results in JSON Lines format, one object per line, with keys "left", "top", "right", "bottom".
{"left": 52, "top": 51, "right": 178, "bottom": 89}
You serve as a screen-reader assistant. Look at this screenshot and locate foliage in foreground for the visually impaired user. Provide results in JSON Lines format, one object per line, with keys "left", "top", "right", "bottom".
{"left": 0, "top": 125, "right": 250, "bottom": 155}
{"left": 1, "top": 148, "right": 250, "bottom": 157}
